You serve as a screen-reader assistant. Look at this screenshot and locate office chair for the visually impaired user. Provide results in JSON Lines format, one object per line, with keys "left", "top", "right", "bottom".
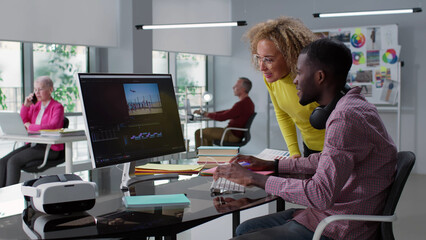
{"left": 22, "top": 117, "right": 69, "bottom": 173}
{"left": 213, "top": 112, "right": 257, "bottom": 147}
{"left": 312, "top": 151, "right": 416, "bottom": 240}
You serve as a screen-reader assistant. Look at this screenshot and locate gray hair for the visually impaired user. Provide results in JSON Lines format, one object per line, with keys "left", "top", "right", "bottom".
{"left": 239, "top": 77, "right": 252, "bottom": 93}
{"left": 35, "top": 76, "right": 54, "bottom": 89}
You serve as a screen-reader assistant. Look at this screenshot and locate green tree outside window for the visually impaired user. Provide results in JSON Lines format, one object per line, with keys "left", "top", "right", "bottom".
{"left": 0, "top": 73, "right": 7, "bottom": 110}
{"left": 33, "top": 44, "right": 88, "bottom": 112}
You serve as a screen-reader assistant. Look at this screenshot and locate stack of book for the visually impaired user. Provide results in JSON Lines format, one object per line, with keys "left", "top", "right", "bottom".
{"left": 197, "top": 146, "right": 239, "bottom": 168}
{"left": 39, "top": 128, "right": 85, "bottom": 137}
{"left": 135, "top": 163, "right": 203, "bottom": 175}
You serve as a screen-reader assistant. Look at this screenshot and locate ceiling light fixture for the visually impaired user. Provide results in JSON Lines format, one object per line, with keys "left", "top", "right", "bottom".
{"left": 135, "top": 21, "right": 247, "bottom": 30}
{"left": 313, "top": 7, "right": 422, "bottom": 18}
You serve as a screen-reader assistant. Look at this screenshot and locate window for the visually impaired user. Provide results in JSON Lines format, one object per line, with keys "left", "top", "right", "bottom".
{"left": 152, "top": 51, "right": 169, "bottom": 74}
{"left": 176, "top": 53, "right": 206, "bottom": 88}
{"left": 0, "top": 42, "right": 91, "bottom": 168}
{"left": 153, "top": 51, "right": 209, "bottom": 151}
{"left": 176, "top": 53, "right": 208, "bottom": 151}
{"left": 176, "top": 53, "right": 207, "bottom": 108}
{"left": 33, "top": 43, "right": 88, "bottom": 113}
{"left": 0, "top": 41, "right": 21, "bottom": 157}
{"left": 0, "top": 41, "right": 23, "bottom": 111}
{"left": 32, "top": 44, "right": 89, "bottom": 163}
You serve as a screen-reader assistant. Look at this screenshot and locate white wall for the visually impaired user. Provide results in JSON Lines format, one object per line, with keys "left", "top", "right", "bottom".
{"left": 104, "top": 0, "right": 152, "bottom": 74}
{"left": 152, "top": 0, "right": 232, "bottom": 56}
{"left": 205, "top": 0, "right": 426, "bottom": 174}
{"left": 0, "top": 0, "right": 119, "bottom": 47}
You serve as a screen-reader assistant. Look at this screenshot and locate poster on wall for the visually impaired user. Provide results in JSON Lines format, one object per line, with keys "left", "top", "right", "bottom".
{"left": 314, "top": 24, "right": 400, "bottom": 105}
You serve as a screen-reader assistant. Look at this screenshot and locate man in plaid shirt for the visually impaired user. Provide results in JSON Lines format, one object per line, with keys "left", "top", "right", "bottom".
{"left": 214, "top": 38, "right": 397, "bottom": 240}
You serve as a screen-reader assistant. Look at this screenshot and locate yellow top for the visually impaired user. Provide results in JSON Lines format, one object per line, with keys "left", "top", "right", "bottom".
{"left": 265, "top": 75, "right": 325, "bottom": 156}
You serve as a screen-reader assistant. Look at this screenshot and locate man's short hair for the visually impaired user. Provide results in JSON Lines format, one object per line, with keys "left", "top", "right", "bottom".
{"left": 239, "top": 77, "right": 252, "bottom": 93}
{"left": 300, "top": 38, "right": 352, "bottom": 89}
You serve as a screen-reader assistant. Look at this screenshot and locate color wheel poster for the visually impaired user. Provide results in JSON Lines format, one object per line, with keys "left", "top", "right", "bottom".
{"left": 314, "top": 24, "right": 400, "bottom": 105}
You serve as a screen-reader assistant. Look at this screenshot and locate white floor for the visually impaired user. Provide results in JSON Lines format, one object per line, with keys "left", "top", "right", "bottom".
{"left": 393, "top": 174, "right": 426, "bottom": 239}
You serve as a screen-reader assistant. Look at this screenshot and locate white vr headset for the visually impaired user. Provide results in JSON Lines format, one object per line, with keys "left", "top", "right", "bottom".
{"left": 21, "top": 174, "right": 96, "bottom": 214}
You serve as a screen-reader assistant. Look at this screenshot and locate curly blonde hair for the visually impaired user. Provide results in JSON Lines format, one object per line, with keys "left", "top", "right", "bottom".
{"left": 244, "top": 16, "right": 318, "bottom": 77}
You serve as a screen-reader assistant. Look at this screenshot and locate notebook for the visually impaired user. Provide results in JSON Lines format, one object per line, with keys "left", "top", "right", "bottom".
{"left": 0, "top": 112, "right": 39, "bottom": 136}
{"left": 123, "top": 194, "right": 190, "bottom": 208}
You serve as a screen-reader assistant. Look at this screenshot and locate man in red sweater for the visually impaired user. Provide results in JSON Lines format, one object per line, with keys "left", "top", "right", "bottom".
{"left": 194, "top": 77, "right": 255, "bottom": 149}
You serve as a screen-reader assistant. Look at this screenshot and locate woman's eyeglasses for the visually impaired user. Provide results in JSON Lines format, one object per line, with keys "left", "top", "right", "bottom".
{"left": 253, "top": 54, "right": 274, "bottom": 69}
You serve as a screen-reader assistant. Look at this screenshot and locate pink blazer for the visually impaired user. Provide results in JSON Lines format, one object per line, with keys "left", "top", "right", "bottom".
{"left": 20, "top": 99, "right": 65, "bottom": 151}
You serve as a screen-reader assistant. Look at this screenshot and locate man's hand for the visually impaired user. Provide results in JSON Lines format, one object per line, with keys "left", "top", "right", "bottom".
{"left": 230, "top": 154, "right": 275, "bottom": 171}
{"left": 193, "top": 109, "right": 207, "bottom": 116}
{"left": 214, "top": 161, "right": 269, "bottom": 188}
{"left": 289, "top": 154, "right": 301, "bottom": 159}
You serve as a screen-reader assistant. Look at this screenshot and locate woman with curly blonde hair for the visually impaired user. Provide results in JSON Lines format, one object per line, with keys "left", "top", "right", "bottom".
{"left": 245, "top": 16, "right": 325, "bottom": 158}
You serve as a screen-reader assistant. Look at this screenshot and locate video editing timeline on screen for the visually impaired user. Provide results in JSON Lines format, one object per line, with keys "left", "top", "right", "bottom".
{"left": 91, "top": 81, "right": 169, "bottom": 166}
{"left": 130, "top": 131, "right": 162, "bottom": 140}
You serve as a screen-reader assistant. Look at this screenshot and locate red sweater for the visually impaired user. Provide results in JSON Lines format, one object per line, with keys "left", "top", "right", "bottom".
{"left": 206, "top": 96, "right": 254, "bottom": 138}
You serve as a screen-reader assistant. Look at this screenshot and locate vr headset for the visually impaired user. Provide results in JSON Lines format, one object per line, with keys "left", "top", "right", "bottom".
{"left": 21, "top": 174, "right": 96, "bottom": 214}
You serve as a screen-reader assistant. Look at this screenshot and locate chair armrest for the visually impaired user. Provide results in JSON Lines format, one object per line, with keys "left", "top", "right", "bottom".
{"left": 220, "top": 127, "right": 248, "bottom": 146}
{"left": 312, "top": 214, "right": 396, "bottom": 240}
{"left": 37, "top": 144, "right": 52, "bottom": 169}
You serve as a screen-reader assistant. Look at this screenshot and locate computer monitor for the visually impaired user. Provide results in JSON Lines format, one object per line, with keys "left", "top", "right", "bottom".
{"left": 77, "top": 73, "right": 186, "bottom": 189}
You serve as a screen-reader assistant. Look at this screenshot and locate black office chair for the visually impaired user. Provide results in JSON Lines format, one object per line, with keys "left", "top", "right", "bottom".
{"left": 213, "top": 112, "right": 257, "bottom": 147}
{"left": 22, "top": 117, "right": 69, "bottom": 173}
{"left": 313, "top": 151, "right": 416, "bottom": 240}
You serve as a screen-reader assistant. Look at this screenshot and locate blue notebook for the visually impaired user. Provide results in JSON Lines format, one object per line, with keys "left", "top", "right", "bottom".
{"left": 123, "top": 194, "right": 190, "bottom": 208}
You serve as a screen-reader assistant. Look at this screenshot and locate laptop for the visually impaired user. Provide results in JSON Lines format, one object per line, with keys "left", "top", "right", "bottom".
{"left": 0, "top": 112, "right": 39, "bottom": 136}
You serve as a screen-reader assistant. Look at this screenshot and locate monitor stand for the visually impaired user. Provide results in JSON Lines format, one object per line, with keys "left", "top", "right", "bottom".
{"left": 120, "top": 161, "right": 179, "bottom": 191}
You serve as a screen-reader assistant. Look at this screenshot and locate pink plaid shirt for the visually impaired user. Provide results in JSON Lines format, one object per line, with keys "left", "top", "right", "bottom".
{"left": 265, "top": 87, "right": 397, "bottom": 240}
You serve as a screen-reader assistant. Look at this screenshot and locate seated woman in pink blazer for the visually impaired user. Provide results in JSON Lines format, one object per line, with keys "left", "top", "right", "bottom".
{"left": 0, "top": 76, "right": 65, "bottom": 187}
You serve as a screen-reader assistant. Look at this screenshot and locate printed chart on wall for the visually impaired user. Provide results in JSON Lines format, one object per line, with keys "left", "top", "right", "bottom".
{"left": 314, "top": 24, "right": 400, "bottom": 105}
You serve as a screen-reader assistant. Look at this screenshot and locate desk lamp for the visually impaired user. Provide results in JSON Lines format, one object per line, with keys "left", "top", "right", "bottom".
{"left": 200, "top": 91, "right": 213, "bottom": 115}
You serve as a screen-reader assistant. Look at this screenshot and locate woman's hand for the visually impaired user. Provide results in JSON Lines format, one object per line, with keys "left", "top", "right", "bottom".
{"left": 23, "top": 93, "right": 35, "bottom": 107}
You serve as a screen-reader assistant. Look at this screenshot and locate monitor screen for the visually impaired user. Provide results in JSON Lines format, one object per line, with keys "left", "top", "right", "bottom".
{"left": 78, "top": 73, "right": 185, "bottom": 169}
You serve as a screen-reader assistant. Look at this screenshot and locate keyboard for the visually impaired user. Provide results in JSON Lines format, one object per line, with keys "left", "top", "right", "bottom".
{"left": 256, "top": 148, "right": 290, "bottom": 161}
{"left": 210, "top": 177, "right": 245, "bottom": 195}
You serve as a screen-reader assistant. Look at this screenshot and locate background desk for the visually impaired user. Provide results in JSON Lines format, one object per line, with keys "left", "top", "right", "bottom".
{"left": 0, "top": 167, "right": 281, "bottom": 239}
{"left": 0, "top": 134, "right": 87, "bottom": 173}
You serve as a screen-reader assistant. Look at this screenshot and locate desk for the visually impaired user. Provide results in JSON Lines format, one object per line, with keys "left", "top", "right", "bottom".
{"left": 0, "top": 167, "right": 283, "bottom": 239}
{"left": 0, "top": 134, "right": 87, "bottom": 173}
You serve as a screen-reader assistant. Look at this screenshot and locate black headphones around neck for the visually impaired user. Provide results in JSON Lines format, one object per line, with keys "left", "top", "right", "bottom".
{"left": 309, "top": 84, "right": 351, "bottom": 130}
